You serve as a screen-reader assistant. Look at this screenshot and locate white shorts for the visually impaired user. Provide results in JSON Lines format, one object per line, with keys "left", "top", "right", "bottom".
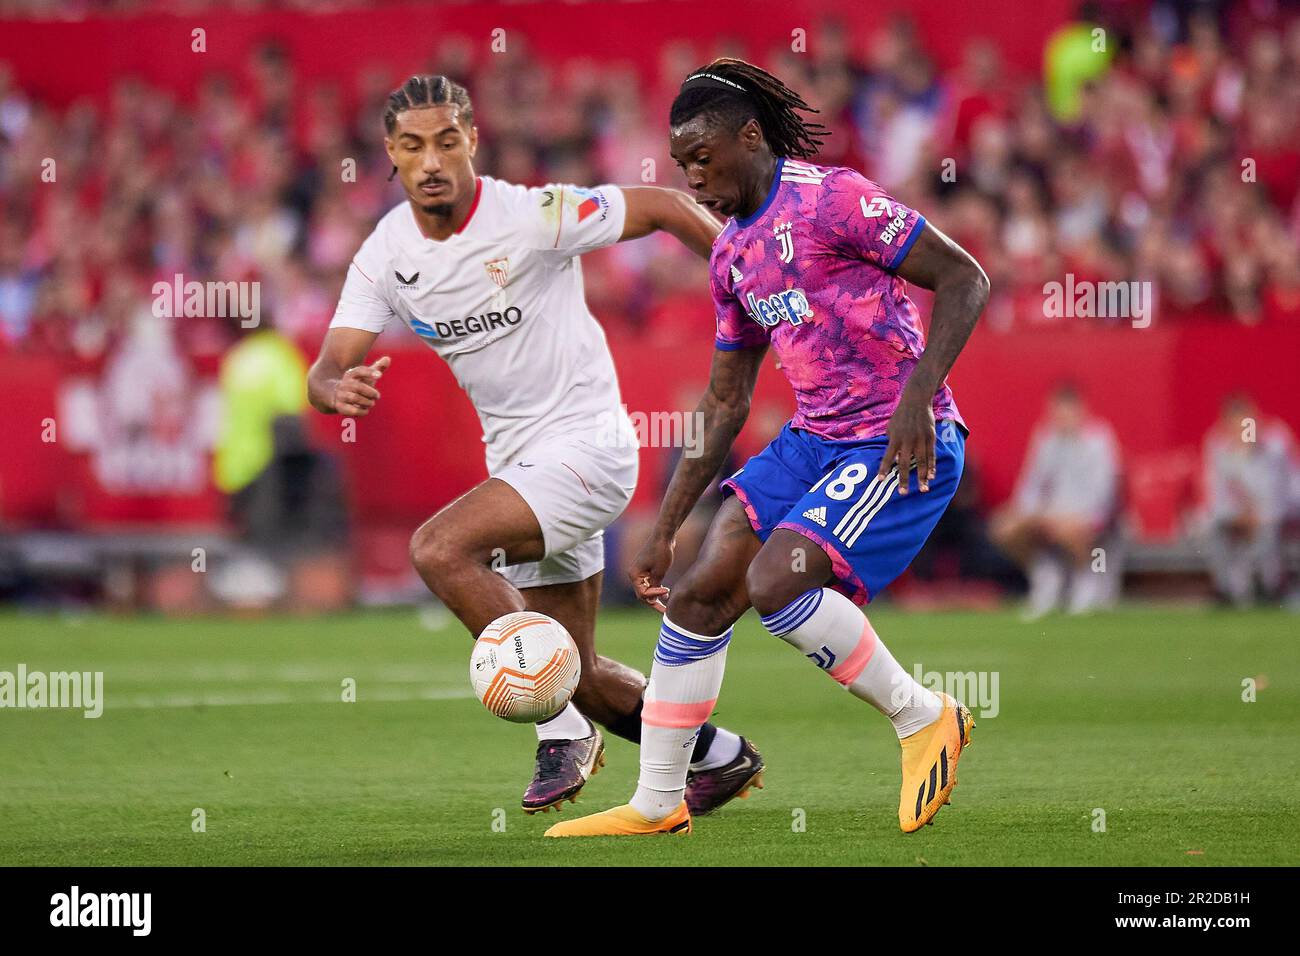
{"left": 492, "top": 434, "right": 639, "bottom": 589}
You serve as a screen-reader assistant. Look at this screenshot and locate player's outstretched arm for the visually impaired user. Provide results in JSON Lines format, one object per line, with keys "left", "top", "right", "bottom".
{"left": 620, "top": 186, "right": 721, "bottom": 259}
{"left": 629, "top": 342, "right": 767, "bottom": 610}
{"left": 307, "top": 327, "right": 390, "bottom": 417}
{"left": 880, "top": 221, "right": 990, "bottom": 493}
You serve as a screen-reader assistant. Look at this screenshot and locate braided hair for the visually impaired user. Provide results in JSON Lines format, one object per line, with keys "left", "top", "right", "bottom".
{"left": 383, "top": 75, "right": 474, "bottom": 181}
{"left": 383, "top": 75, "right": 474, "bottom": 133}
{"left": 669, "top": 58, "right": 828, "bottom": 159}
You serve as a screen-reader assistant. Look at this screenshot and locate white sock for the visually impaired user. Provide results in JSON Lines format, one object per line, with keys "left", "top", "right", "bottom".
{"left": 690, "top": 727, "right": 742, "bottom": 772}
{"left": 630, "top": 616, "right": 731, "bottom": 821}
{"left": 760, "top": 587, "right": 942, "bottom": 738}
{"left": 535, "top": 701, "right": 591, "bottom": 741}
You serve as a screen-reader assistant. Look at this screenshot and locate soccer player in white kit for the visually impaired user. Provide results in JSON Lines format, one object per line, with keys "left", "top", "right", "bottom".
{"left": 308, "top": 76, "right": 764, "bottom": 815}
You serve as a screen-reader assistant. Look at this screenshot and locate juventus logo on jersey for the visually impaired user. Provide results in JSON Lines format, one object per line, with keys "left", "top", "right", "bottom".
{"left": 395, "top": 270, "right": 420, "bottom": 287}
{"left": 774, "top": 221, "right": 795, "bottom": 264}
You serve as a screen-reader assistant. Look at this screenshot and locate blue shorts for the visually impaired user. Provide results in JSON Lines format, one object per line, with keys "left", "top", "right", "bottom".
{"left": 721, "top": 420, "right": 966, "bottom": 605}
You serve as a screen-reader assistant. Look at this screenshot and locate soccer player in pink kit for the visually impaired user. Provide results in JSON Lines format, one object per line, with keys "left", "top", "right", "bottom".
{"left": 548, "top": 59, "right": 990, "bottom": 837}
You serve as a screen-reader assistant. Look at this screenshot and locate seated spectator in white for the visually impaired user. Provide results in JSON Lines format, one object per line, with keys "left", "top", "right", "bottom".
{"left": 1202, "top": 393, "right": 1297, "bottom": 607}
{"left": 992, "top": 383, "right": 1120, "bottom": 617}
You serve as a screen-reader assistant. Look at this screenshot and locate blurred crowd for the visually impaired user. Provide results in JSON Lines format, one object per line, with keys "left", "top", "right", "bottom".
{"left": 2, "top": 1, "right": 1300, "bottom": 613}
{"left": 2, "top": 2, "right": 1300, "bottom": 363}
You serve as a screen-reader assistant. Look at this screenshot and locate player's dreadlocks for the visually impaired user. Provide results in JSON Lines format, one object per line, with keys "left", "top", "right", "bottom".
{"left": 383, "top": 75, "right": 474, "bottom": 180}
{"left": 669, "top": 58, "right": 828, "bottom": 159}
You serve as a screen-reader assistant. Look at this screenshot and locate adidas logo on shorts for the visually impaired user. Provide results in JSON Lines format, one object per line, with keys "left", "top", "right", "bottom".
{"left": 802, "top": 506, "right": 827, "bottom": 527}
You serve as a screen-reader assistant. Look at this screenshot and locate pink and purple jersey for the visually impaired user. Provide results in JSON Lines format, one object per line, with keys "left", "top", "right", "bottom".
{"left": 712, "top": 158, "right": 964, "bottom": 441}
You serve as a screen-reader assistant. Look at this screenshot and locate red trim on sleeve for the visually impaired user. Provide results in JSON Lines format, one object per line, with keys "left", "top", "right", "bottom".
{"left": 352, "top": 260, "right": 374, "bottom": 283}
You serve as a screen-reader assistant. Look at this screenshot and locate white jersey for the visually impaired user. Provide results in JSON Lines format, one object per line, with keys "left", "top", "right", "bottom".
{"left": 330, "top": 176, "right": 636, "bottom": 472}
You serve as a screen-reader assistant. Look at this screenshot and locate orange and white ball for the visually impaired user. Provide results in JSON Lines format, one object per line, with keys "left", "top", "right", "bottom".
{"left": 469, "top": 612, "right": 581, "bottom": 723}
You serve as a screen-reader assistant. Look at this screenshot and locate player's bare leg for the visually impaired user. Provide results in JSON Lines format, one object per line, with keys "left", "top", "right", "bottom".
{"left": 411, "top": 479, "right": 645, "bottom": 717}
{"left": 662, "top": 498, "right": 769, "bottom": 816}
{"left": 410, "top": 477, "right": 751, "bottom": 813}
{"left": 747, "top": 530, "right": 973, "bottom": 832}
{"left": 546, "top": 498, "right": 767, "bottom": 837}
{"left": 660, "top": 498, "right": 762, "bottom": 636}
{"left": 409, "top": 478, "right": 614, "bottom": 811}
{"left": 523, "top": 574, "right": 644, "bottom": 726}
{"left": 524, "top": 557, "right": 762, "bottom": 815}
{"left": 514, "top": 574, "right": 629, "bottom": 812}
{"left": 409, "top": 477, "right": 545, "bottom": 634}
{"left": 410, "top": 477, "right": 599, "bottom": 811}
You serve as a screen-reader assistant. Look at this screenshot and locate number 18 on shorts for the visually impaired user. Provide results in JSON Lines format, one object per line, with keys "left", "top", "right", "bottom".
{"left": 721, "top": 420, "right": 966, "bottom": 605}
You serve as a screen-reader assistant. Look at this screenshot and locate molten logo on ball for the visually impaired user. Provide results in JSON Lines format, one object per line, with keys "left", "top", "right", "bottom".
{"left": 469, "top": 612, "right": 581, "bottom": 723}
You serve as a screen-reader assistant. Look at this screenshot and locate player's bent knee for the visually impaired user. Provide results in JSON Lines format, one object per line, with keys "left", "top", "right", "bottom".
{"left": 663, "top": 580, "right": 743, "bottom": 637}
{"left": 411, "top": 514, "right": 507, "bottom": 580}
{"left": 408, "top": 520, "right": 467, "bottom": 583}
{"left": 744, "top": 543, "right": 821, "bottom": 618}
{"left": 408, "top": 523, "right": 434, "bottom": 573}
{"left": 745, "top": 564, "right": 802, "bottom": 619}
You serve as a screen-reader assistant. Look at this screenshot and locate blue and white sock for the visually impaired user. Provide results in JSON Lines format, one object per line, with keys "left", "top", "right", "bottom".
{"left": 630, "top": 616, "right": 731, "bottom": 821}
{"left": 760, "top": 587, "right": 942, "bottom": 738}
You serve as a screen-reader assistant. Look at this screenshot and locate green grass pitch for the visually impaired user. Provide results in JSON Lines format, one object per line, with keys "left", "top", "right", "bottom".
{"left": 1, "top": 606, "right": 1296, "bottom": 866}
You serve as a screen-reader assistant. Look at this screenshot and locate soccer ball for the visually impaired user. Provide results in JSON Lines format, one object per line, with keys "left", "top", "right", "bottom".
{"left": 469, "top": 612, "right": 581, "bottom": 723}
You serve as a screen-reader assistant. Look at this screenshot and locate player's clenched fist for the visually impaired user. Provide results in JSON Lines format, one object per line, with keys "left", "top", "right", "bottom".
{"left": 332, "top": 356, "right": 391, "bottom": 416}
